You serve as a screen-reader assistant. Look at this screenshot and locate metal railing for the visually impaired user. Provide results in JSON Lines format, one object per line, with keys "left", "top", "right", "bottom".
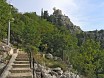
{"left": 28, "top": 50, "right": 45, "bottom": 78}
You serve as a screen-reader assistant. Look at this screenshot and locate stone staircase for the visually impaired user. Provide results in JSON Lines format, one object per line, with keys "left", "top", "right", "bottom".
{"left": 7, "top": 53, "right": 32, "bottom": 78}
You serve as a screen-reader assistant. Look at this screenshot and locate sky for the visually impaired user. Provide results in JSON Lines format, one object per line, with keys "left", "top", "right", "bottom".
{"left": 7, "top": 0, "right": 104, "bottom": 31}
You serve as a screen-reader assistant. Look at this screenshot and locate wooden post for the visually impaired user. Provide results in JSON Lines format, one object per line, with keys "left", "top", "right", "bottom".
{"left": 29, "top": 52, "right": 31, "bottom": 68}
{"left": 33, "top": 58, "right": 35, "bottom": 78}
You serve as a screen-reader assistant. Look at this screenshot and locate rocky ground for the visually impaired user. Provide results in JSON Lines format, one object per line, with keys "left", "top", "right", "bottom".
{"left": 33, "top": 62, "right": 80, "bottom": 78}
{"left": 33, "top": 53, "right": 81, "bottom": 78}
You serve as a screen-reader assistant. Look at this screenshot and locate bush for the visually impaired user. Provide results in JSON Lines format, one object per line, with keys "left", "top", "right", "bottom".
{"left": 98, "top": 74, "right": 104, "bottom": 78}
{"left": 46, "top": 60, "right": 67, "bottom": 71}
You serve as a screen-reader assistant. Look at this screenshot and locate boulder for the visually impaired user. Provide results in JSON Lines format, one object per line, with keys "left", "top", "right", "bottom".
{"left": 52, "top": 67, "right": 63, "bottom": 75}
{"left": 60, "top": 75, "right": 66, "bottom": 78}
{"left": 43, "top": 73, "right": 52, "bottom": 78}
{"left": 64, "top": 71, "right": 71, "bottom": 78}
{"left": 34, "top": 63, "right": 38, "bottom": 70}
{"left": 70, "top": 72, "right": 76, "bottom": 78}
{"left": 49, "top": 71, "right": 58, "bottom": 76}
{"left": 52, "top": 67, "right": 61, "bottom": 71}
{"left": 45, "top": 53, "right": 53, "bottom": 59}
{"left": 53, "top": 57, "right": 62, "bottom": 61}
{"left": 35, "top": 72, "right": 41, "bottom": 78}
{"left": 53, "top": 56, "right": 58, "bottom": 61}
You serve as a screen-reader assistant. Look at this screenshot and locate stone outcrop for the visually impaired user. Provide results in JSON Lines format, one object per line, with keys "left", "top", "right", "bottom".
{"left": 33, "top": 60, "right": 80, "bottom": 78}
{"left": 51, "top": 8, "right": 82, "bottom": 34}
{"left": 86, "top": 30, "right": 104, "bottom": 48}
{"left": 41, "top": 8, "right": 82, "bottom": 34}
{"left": 77, "top": 30, "right": 104, "bottom": 48}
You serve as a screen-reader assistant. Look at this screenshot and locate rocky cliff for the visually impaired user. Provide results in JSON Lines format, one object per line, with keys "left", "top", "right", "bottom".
{"left": 41, "top": 8, "right": 82, "bottom": 34}
{"left": 77, "top": 30, "right": 104, "bottom": 48}
{"left": 86, "top": 30, "right": 104, "bottom": 48}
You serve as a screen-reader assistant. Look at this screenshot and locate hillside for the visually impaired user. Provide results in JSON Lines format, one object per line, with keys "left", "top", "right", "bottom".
{"left": 0, "top": 0, "right": 104, "bottom": 78}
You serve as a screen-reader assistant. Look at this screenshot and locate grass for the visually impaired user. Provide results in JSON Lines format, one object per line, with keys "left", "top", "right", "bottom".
{"left": 98, "top": 74, "right": 104, "bottom": 78}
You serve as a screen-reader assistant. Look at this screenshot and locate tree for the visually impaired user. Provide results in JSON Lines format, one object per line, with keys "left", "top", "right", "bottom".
{"left": 0, "top": 0, "right": 10, "bottom": 39}
{"left": 72, "top": 39, "right": 102, "bottom": 78}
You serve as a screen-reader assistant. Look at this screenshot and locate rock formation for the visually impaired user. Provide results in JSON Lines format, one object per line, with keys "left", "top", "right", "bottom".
{"left": 41, "top": 8, "right": 82, "bottom": 34}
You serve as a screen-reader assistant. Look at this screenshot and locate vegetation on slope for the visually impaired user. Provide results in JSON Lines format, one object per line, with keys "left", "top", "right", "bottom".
{"left": 0, "top": 0, "right": 104, "bottom": 78}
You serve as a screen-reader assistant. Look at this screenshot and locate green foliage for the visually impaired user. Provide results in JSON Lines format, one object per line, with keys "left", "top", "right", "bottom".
{"left": 0, "top": 0, "right": 10, "bottom": 39}
{"left": 0, "top": 1, "right": 104, "bottom": 78}
{"left": 41, "top": 26, "right": 78, "bottom": 58}
{"left": 71, "top": 39, "right": 104, "bottom": 78}
{"left": 46, "top": 60, "right": 67, "bottom": 71}
{"left": 98, "top": 74, "right": 104, "bottom": 78}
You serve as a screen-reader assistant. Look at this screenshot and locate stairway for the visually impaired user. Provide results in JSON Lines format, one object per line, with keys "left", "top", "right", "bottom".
{"left": 7, "top": 53, "right": 32, "bottom": 78}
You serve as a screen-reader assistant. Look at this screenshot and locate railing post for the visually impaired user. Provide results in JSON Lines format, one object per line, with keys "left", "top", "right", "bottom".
{"left": 33, "top": 58, "right": 35, "bottom": 78}
{"left": 29, "top": 52, "right": 31, "bottom": 68}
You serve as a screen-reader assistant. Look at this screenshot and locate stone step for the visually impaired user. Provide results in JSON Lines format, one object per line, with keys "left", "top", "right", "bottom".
{"left": 7, "top": 73, "right": 32, "bottom": 78}
{"left": 17, "top": 54, "right": 28, "bottom": 56}
{"left": 15, "top": 58, "right": 29, "bottom": 61}
{"left": 17, "top": 56, "right": 29, "bottom": 58}
{"left": 17, "top": 55, "right": 28, "bottom": 57}
{"left": 12, "top": 64, "right": 30, "bottom": 68}
{"left": 14, "top": 61, "right": 29, "bottom": 64}
{"left": 9, "top": 68, "right": 31, "bottom": 73}
{"left": 18, "top": 53, "right": 28, "bottom": 55}
{"left": 5, "top": 53, "right": 32, "bottom": 78}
